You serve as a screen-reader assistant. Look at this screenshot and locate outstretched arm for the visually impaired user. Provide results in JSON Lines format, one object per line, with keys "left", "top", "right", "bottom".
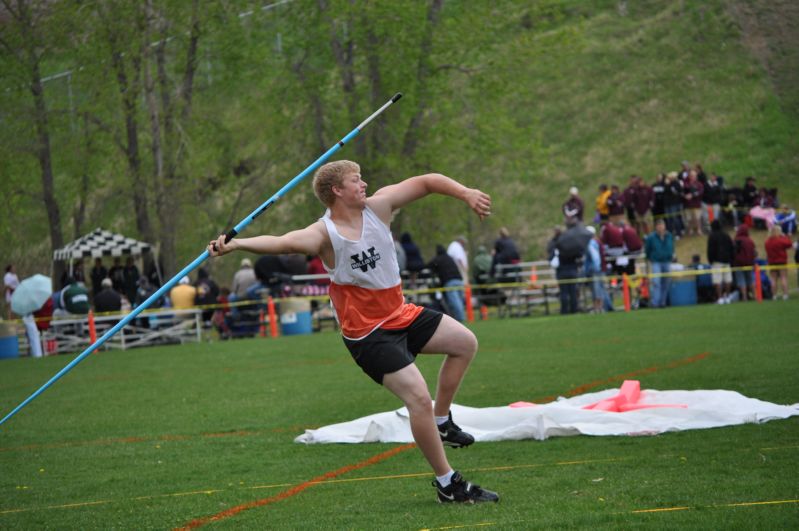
{"left": 368, "top": 173, "right": 491, "bottom": 222}
{"left": 208, "top": 221, "right": 327, "bottom": 258}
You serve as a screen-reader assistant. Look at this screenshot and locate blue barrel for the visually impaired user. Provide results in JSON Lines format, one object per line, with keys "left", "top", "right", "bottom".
{"left": 279, "top": 299, "right": 313, "bottom": 336}
{"left": 669, "top": 278, "right": 697, "bottom": 306}
{"left": 0, "top": 323, "right": 19, "bottom": 359}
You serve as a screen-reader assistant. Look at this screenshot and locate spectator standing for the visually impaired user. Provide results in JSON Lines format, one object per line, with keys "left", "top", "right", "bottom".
{"left": 595, "top": 184, "right": 611, "bottom": 222}
{"left": 732, "top": 225, "right": 757, "bottom": 301}
{"left": 607, "top": 185, "right": 626, "bottom": 224}
{"left": 633, "top": 177, "right": 653, "bottom": 236}
{"left": 706, "top": 220, "right": 735, "bottom": 304}
{"left": 683, "top": 170, "right": 704, "bottom": 236}
{"left": 622, "top": 176, "right": 637, "bottom": 225}
{"left": 108, "top": 257, "right": 125, "bottom": 293}
{"left": 123, "top": 257, "right": 140, "bottom": 304}
{"left": 764, "top": 225, "right": 793, "bottom": 300}
{"left": 562, "top": 186, "right": 584, "bottom": 222}
{"left": 447, "top": 236, "right": 469, "bottom": 284}
{"left": 427, "top": 245, "right": 466, "bottom": 322}
{"left": 584, "top": 226, "right": 611, "bottom": 313}
{"left": 89, "top": 258, "right": 107, "bottom": 296}
{"left": 651, "top": 174, "right": 667, "bottom": 224}
{"left": 775, "top": 205, "right": 796, "bottom": 235}
{"left": 678, "top": 160, "right": 691, "bottom": 181}
{"left": 694, "top": 163, "right": 708, "bottom": 184}
{"left": 555, "top": 219, "right": 591, "bottom": 315}
{"left": 94, "top": 278, "right": 122, "bottom": 313}
{"left": 4, "top": 264, "right": 19, "bottom": 319}
{"left": 231, "top": 257, "right": 257, "bottom": 300}
{"left": 490, "top": 227, "right": 521, "bottom": 282}
{"left": 703, "top": 173, "right": 725, "bottom": 231}
{"left": 644, "top": 219, "right": 674, "bottom": 308}
{"left": 664, "top": 172, "right": 684, "bottom": 238}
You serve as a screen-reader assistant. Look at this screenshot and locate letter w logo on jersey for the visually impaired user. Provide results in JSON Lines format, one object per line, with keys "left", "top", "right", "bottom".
{"left": 350, "top": 247, "right": 381, "bottom": 272}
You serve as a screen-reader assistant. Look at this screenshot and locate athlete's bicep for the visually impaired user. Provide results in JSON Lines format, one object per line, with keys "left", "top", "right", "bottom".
{"left": 277, "top": 222, "right": 327, "bottom": 255}
{"left": 371, "top": 176, "right": 430, "bottom": 214}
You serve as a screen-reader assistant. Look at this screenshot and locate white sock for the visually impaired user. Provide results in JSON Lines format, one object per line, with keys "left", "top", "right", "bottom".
{"left": 435, "top": 415, "right": 449, "bottom": 426}
{"left": 436, "top": 470, "right": 455, "bottom": 487}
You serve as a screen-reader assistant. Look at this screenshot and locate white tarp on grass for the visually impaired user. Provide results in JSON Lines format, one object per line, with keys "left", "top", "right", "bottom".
{"left": 295, "top": 388, "right": 799, "bottom": 444}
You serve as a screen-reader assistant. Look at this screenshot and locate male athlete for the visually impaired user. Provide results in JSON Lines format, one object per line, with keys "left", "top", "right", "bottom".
{"left": 209, "top": 160, "right": 499, "bottom": 503}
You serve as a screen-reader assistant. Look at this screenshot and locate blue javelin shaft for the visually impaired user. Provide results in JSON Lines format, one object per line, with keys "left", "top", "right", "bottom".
{"left": 0, "top": 92, "right": 402, "bottom": 428}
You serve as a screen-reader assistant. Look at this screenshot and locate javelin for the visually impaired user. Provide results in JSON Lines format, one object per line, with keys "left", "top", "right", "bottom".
{"left": 0, "top": 92, "right": 403, "bottom": 427}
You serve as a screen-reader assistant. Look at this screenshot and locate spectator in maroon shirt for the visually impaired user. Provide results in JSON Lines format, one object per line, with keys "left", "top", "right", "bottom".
{"left": 633, "top": 177, "right": 653, "bottom": 236}
{"left": 618, "top": 220, "right": 643, "bottom": 275}
{"left": 732, "top": 225, "right": 756, "bottom": 301}
{"left": 607, "top": 185, "right": 626, "bottom": 224}
{"left": 764, "top": 225, "right": 793, "bottom": 300}
{"left": 622, "top": 176, "right": 637, "bottom": 224}
{"left": 562, "top": 186, "right": 584, "bottom": 222}
{"left": 600, "top": 221, "right": 625, "bottom": 275}
{"left": 683, "top": 170, "right": 704, "bottom": 236}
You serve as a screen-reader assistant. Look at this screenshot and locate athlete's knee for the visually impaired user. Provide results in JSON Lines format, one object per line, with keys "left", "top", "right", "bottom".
{"left": 459, "top": 328, "right": 478, "bottom": 360}
{"left": 405, "top": 389, "right": 434, "bottom": 414}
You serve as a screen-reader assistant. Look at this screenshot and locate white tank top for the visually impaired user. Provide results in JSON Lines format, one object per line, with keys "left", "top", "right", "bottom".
{"left": 320, "top": 206, "right": 400, "bottom": 289}
{"left": 320, "top": 206, "right": 422, "bottom": 340}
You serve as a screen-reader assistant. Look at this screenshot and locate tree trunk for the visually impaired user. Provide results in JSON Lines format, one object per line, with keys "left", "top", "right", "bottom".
{"left": 402, "top": 0, "right": 444, "bottom": 159}
{"left": 106, "top": 6, "right": 154, "bottom": 243}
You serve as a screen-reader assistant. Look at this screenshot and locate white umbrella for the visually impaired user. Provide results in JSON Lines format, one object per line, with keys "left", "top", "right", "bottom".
{"left": 10, "top": 274, "right": 53, "bottom": 315}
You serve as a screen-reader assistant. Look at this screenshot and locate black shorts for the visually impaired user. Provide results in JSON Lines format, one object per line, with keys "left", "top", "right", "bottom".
{"left": 343, "top": 308, "right": 443, "bottom": 384}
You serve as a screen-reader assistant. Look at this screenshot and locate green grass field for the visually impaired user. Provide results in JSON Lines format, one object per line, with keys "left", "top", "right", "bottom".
{"left": 1, "top": 301, "right": 798, "bottom": 529}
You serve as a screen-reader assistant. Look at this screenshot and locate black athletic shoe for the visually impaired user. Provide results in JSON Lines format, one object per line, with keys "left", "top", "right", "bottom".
{"left": 438, "top": 412, "right": 475, "bottom": 448}
{"left": 433, "top": 471, "right": 499, "bottom": 504}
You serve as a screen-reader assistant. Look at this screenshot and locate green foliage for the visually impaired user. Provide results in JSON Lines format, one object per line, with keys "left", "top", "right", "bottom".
{"left": 0, "top": 0, "right": 797, "bottom": 281}
{"left": 0, "top": 301, "right": 797, "bottom": 528}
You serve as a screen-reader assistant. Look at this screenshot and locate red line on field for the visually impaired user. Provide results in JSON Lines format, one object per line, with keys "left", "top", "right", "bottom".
{"left": 532, "top": 352, "right": 710, "bottom": 403}
{"left": 175, "top": 443, "right": 416, "bottom": 530}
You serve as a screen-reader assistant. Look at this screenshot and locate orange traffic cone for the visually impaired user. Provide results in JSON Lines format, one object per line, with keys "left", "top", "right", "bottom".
{"left": 267, "top": 296, "right": 279, "bottom": 337}
{"left": 88, "top": 310, "right": 98, "bottom": 353}
{"left": 464, "top": 284, "right": 474, "bottom": 323}
{"left": 622, "top": 274, "right": 631, "bottom": 312}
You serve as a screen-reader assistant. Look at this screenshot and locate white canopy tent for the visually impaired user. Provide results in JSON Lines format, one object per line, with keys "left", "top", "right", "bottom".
{"left": 52, "top": 228, "right": 160, "bottom": 284}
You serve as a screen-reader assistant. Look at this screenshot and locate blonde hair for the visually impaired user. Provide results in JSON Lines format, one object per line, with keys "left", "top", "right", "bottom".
{"left": 312, "top": 160, "right": 360, "bottom": 207}
{"left": 769, "top": 224, "right": 784, "bottom": 238}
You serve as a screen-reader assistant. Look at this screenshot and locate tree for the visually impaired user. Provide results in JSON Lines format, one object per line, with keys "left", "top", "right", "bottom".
{"left": 0, "top": 0, "right": 65, "bottom": 271}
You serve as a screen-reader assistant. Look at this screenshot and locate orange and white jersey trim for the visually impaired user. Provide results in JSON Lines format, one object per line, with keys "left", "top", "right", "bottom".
{"left": 321, "top": 206, "right": 422, "bottom": 340}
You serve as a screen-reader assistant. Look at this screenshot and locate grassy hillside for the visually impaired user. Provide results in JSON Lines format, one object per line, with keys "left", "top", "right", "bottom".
{"left": 449, "top": 0, "right": 799, "bottom": 257}
{"left": 1, "top": 0, "right": 797, "bottom": 288}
